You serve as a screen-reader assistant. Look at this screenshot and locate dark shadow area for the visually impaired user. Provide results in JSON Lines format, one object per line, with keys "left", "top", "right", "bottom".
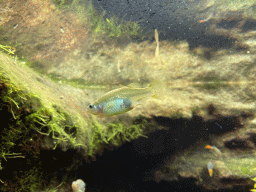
{"left": 0, "top": 88, "right": 252, "bottom": 192}
{"left": 217, "top": 18, "right": 243, "bottom": 29}
{"left": 224, "top": 138, "right": 253, "bottom": 150}
{"left": 206, "top": 115, "right": 243, "bottom": 134}
{"left": 224, "top": 130, "right": 256, "bottom": 150}
{"left": 217, "top": 17, "right": 256, "bottom": 32}
{"left": 249, "top": 132, "right": 256, "bottom": 145}
{"left": 186, "top": 34, "right": 236, "bottom": 50}
{"left": 241, "top": 19, "right": 256, "bottom": 32}
{"left": 92, "top": 0, "right": 241, "bottom": 50}
{"left": 37, "top": 114, "right": 248, "bottom": 191}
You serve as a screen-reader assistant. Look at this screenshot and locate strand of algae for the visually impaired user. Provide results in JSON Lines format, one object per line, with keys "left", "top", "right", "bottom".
{"left": 0, "top": 44, "right": 15, "bottom": 55}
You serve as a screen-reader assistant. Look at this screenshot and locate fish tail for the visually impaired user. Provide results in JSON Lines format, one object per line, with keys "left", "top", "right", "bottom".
{"left": 207, "top": 161, "right": 213, "bottom": 177}
{"left": 149, "top": 80, "right": 165, "bottom": 99}
{"left": 208, "top": 169, "right": 213, "bottom": 177}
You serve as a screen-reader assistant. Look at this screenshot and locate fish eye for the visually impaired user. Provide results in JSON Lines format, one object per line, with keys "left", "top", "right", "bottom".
{"left": 89, "top": 104, "right": 94, "bottom": 109}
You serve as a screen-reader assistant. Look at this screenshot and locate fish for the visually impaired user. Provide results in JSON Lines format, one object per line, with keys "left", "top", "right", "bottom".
{"left": 198, "top": 12, "right": 213, "bottom": 23}
{"left": 88, "top": 85, "right": 156, "bottom": 116}
{"left": 72, "top": 179, "right": 86, "bottom": 192}
{"left": 207, "top": 161, "right": 213, "bottom": 177}
{"left": 205, "top": 145, "right": 222, "bottom": 159}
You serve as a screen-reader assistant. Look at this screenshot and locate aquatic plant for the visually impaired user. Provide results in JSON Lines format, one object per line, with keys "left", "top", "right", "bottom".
{"left": 224, "top": 157, "right": 256, "bottom": 177}
{"left": 87, "top": 0, "right": 143, "bottom": 39}
{"left": 51, "top": 0, "right": 82, "bottom": 7}
{"left": 251, "top": 176, "right": 256, "bottom": 191}
{"left": 51, "top": 0, "right": 144, "bottom": 40}
{"left": 47, "top": 73, "right": 107, "bottom": 89}
{"left": 0, "top": 76, "right": 43, "bottom": 190}
{"left": 86, "top": 117, "right": 148, "bottom": 157}
{"left": 192, "top": 74, "right": 228, "bottom": 90}
{"left": 0, "top": 68, "right": 86, "bottom": 191}
{"left": 0, "top": 44, "right": 15, "bottom": 55}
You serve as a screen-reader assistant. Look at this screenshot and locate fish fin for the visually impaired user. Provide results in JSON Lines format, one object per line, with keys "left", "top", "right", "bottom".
{"left": 131, "top": 104, "right": 140, "bottom": 109}
{"left": 127, "top": 82, "right": 141, "bottom": 88}
{"left": 135, "top": 103, "right": 141, "bottom": 107}
{"left": 149, "top": 80, "right": 165, "bottom": 99}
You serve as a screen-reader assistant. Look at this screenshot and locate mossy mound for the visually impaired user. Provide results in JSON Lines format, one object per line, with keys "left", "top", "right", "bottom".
{"left": 0, "top": 52, "right": 152, "bottom": 191}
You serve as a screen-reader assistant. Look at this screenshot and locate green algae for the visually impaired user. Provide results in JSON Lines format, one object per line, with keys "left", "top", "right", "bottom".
{"left": 0, "top": 71, "right": 83, "bottom": 162}
{"left": 0, "top": 44, "right": 15, "bottom": 55}
{"left": 251, "top": 176, "right": 256, "bottom": 191}
{"left": 224, "top": 156, "right": 256, "bottom": 177}
{"left": 52, "top": 0, "right": 145, "bottom": 41}
{"left": 0, "top": 76, "right": 43, "bottom": 191}
{"left": 192, "top": 73, "right": 229, "bottom": 90}
{"left": 86, "top": 117, "right": 148, "bottom": 157}
{"left": 0, "top": 52, "right": 88, "bottom": 191}
{"left": 47, "top": 72, "right": 107, "bottom": 89}
{"left": 0, "top": 58, "right": 89, "bottom": 150}
{"left": 52, "top": 0, "right": 74, "bottom": 6}
{"left": 86, "top": 0, "right": 144, "bottom": 40}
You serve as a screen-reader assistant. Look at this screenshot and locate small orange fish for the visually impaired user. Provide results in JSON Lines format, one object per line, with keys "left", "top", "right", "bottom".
{"left": 207, "top": 161, "right": 213, "bottom": 177}
{"left": 198, "top": 12, "right": 213, "bottom": 23}
{"left": 205, "top": 145, "right": 222, "bottom": 159}
{"left": 198, "top": 19, "right": 206, "bottom": 23}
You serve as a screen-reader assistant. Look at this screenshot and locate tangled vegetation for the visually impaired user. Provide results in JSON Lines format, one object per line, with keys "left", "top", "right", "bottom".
{"left": 251, "top": 172, "right": 256, "bottom": 192}
{"left": 0, "top": 44, "right": 16, "bottom": 55}
{"left": 51, "top": 0, "right": 144, "bottom": 40}
{"left": 0, "top": 51, "right": 151, "bottom": 190}
{"left": 87, "top": 118, "right": 148, "bottom": 157}
{"left": 0, "top": 70, "right": 86, "bottom": 191}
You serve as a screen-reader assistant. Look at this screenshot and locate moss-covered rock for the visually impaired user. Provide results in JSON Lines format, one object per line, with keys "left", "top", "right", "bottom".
{"left": 0, "top": 51, "right": 155, "bottom": 191}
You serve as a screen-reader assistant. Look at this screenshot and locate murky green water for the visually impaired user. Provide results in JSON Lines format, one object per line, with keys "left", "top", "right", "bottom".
{"left": 0, "top": 0, "right": 256, "bottom": 191}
